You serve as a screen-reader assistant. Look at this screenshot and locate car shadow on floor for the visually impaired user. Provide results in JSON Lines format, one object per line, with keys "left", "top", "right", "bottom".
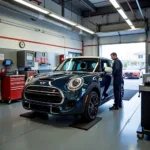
{"left": 20, "top": 103, "right": 110, "bottom": 129}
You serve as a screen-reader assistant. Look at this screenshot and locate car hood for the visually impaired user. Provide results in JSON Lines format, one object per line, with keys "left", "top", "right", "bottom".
{"left": 36, "top": 71, "right": 96, "bottom": 80}
{"left": 30, "top": 71, "right": 98, "bottom": 90}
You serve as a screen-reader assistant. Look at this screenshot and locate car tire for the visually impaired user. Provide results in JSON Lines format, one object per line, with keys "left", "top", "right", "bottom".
{"left": 8, "top": 100, "right": 12, "bottom": 104}
{"left": 82, "top": 91, "right": 99, "bottom": 122}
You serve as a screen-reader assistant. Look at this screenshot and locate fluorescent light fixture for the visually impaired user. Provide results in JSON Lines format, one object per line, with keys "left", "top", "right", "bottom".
{"left": 117, "top": 9, "right": 128, "bottom": 20}
{"left": 49, "top": 14, "right": 76, "bottom": 26}
{"left": 109, "top": 0, "right": 135, "bottom": 29}
{"left": 109, "top": 0, "right": 120, "bottom": 9}
{"left": 14, "top": 0, "right": 49, "bottom": 14}
{"left": 125, "top": 19, "right": 133, "bottom": 26}
{"left": 14, "top": 0, "right": 95, "bottom": 34}
{"left": 76, "top": 25, "right": 95, "bottom": 34}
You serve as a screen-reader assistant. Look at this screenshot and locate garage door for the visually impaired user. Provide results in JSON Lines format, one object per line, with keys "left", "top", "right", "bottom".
{"left": 98, "top": 29, "right": 146, "bottom": 45}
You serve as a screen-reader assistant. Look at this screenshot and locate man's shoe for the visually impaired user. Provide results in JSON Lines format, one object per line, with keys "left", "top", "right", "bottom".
{"left": 119, "top": 103, "right": 123, "bottom": 108}
{"left": 102, "top": 93, "right": 108, "bottom": 100}
{"left": 109, "top": 105, "right": 119, "bottom": 110}
{"left": 104, "top": 93, "right": 108, "bottom": 97}
{"left": 119, "top": 105, "right": 122, "bottom": 108}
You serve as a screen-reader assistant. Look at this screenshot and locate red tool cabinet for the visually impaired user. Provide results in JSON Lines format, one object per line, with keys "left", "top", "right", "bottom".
{"left": 1, "top": 75, "right": 25, "bottom": 103}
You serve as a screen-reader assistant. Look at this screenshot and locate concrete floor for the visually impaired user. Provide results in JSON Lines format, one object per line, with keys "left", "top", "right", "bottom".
{"left": 0, "top": 94, "right": 150, "bottom": 150}
{"left": 124, "top": 78, "right": 142, "bottom": 90}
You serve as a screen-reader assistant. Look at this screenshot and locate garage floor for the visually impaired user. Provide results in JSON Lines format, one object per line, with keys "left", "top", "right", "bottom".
{"left": 124, "top": 78, "right": 142, "bottom": 90}
{"left": 0, "top": 94, "right": 150, "bottom": 150}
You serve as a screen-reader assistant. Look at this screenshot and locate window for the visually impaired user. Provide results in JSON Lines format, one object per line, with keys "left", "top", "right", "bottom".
{"left": 68, "top": 52, "right": 82, "bottom": 58}
{"left": 101, "top": 59, "right": 112, "bottom": 72}
{"left": 63, "top": 60, "right": 75, "bottom": 70}
{"left": 56, "top": 58, "right": 99, "bottom": 72}
{"left": 138, "top": 55, "right": 143, "bottom": 59}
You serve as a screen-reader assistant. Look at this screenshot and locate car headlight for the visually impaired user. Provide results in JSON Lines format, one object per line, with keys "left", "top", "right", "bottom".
{"left": 68, "top": 78, "right": 84, "bottom": 91}
{"left": 25, "top": 76, "right": 34, "bottom": 85}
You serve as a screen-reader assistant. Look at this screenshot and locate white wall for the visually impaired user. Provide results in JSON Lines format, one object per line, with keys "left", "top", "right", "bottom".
{"left": 0, "top": 4, "right": 82, "bottom": 55}
{"left": 25, "top": 0, "right": 82, "bottom": 24}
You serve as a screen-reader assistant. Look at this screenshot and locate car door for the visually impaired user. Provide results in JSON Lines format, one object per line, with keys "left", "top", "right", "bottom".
{"left": 99, "top": 59, "right": 113, "bottom": 101}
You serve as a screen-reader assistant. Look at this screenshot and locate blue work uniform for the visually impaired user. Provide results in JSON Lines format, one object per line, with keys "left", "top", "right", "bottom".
{"left": 112, "top": 58, "right": 123, "bottom": 107}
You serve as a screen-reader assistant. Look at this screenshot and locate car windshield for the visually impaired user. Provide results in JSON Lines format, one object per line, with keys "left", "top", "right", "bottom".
{"left": 55, "top": 58, "right": 99, "bottom": 72}
{"left": 126, "top": 66, "right": 140, "bottom": 70}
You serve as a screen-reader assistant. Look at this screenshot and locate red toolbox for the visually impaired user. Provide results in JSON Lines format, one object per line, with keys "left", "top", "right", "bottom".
{"left": 1, "top": 75, "right": 25, "bottom": 103}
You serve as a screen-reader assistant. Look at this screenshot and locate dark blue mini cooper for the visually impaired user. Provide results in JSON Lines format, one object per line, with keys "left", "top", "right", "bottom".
{"left": 23, "top": 57, "right": 123, "bottom": 121}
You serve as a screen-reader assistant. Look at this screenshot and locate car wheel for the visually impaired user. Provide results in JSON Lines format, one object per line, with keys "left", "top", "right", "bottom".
{"left": 8, "top": 100, "right": 12, "bottom": 104}
{"left": 83, "top": 91, "right": 99, "bottom": 122}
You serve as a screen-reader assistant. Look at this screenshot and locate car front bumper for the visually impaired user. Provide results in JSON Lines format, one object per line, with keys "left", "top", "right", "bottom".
{"left": 22, "top": 99, "right": 85, "bottom": 115}
{"left": 123, "top": 73, "right": 139, "bottom": 78}
{"left": 22, "top": 85, "right": 86, "bottom": 115}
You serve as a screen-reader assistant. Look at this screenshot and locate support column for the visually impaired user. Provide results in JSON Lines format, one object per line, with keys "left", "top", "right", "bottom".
{"left": 146, "top": 31, "right": 150, "bottom": 72}
{"left": 61, "top": 0, "right": 65, "bottom": 17}
{"left": 146, "top": 17, "right": 150, "bottom": 72}
{"left": 83, "top": 36, "right": 99, "bottom": 56}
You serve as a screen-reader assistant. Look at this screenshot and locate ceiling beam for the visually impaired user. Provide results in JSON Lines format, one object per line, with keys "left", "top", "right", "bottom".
{"left": 78, "top": 0, "right": 96, "bottom": 12}
{"left": 82, "top": 0, "right": 150, "bottom": 17}
{"left": 136, "top": 0, "right": 145, "bottom": 21}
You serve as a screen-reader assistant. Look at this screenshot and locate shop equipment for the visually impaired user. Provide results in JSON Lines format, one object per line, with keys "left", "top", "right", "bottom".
{"left": 137, "top": 73, "right": 150, "bottom": 139}
{"left": 1, "top": 59, "right": 25, "bottom": 104}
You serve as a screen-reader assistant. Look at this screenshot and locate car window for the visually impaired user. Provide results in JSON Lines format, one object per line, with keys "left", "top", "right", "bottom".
{"left": 76, "top": 62, "right": 95, "bottom": 71}
{"left": 101, "top": 59, "right": 112, "bottom": 72}
{"left": 92, "top": 63, "right": 97, "bottom": 68}
{"left": 56, "top": 58, "right": 99, "bottom": 72}
{"left": 64, "top": 61, "right": 75, "bottom": 70}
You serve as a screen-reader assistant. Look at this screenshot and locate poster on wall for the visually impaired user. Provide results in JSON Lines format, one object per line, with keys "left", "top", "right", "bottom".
{"left": 0, "top": 54, "right": 4, "bottom": 60}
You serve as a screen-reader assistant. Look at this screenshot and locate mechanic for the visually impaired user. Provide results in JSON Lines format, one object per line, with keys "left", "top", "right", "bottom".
{"left": 110, "top": 52, "right": 123, "bottom": 110}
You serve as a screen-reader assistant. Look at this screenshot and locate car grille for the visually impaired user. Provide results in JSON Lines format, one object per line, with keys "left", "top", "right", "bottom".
{"left": 24, "top": 86, "right": 64, "bottom": 104}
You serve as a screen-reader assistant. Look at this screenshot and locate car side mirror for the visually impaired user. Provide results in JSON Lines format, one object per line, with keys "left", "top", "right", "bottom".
{"left": 105, "top": 67, "right": 112, "bottom": 73}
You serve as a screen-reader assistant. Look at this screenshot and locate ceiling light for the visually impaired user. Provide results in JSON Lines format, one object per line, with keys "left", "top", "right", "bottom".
{"left": 117, "top": 9, "right": 128, "bottom": 20}
{"left": 125, "top": 19, "right": 133, "bottom": 26}
{"left": 109, "top": 0, "right": 120, "bottom": 9}
{"left": 14, "top": 0, "right": 49, "bottom": 14}
{"left": 49, "top": 14, "right": 76, "bottom": 26}
{"left": 109, "top": 0, "right": 135, "bottom": 29}
{"left": 76, "top": 25, "right": 95, "bottom": 34}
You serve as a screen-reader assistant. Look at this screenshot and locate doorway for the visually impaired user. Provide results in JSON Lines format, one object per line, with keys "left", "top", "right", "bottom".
{"left": 99, "top": 42, "right": 146, "bottom": 100}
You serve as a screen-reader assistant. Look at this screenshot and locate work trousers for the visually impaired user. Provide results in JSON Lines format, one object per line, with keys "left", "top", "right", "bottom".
{"left": 113, "top": 76, "right": 122, "bottom": 106}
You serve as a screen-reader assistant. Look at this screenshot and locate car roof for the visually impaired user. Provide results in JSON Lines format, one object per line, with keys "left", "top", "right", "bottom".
{"left": 69, "top": 56, "right": 111, "bottom": 60}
